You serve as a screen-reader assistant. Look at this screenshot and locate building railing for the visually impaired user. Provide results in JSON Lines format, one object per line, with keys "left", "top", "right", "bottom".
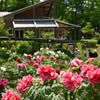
{"left": 0, "top": 37, "right": 80, "bottom": 44}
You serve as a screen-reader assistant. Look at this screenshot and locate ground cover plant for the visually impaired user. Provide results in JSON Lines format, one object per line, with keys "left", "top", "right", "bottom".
{"left": 0, "top": 48, "right": 100, "bottom": 100}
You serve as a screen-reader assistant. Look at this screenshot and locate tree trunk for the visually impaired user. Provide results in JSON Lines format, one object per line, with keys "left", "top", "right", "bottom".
{"left": 32, "top": 0, "right": 34, "bottom": 4}
{"left": 1, "top": 0, "right": 3, "bottom": 11}
{"left": 5, "top": 0, "right": 7, "bottom": 11}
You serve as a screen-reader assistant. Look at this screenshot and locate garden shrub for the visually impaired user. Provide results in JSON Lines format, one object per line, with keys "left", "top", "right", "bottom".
{"left": 13, "top": 41, "right": 32, "bottom": 54}
{"left": 81, "top": 39, "right": 97, "bottom": 47}
{"left": 0, "top": 47, "right": 10, "bottom": 59}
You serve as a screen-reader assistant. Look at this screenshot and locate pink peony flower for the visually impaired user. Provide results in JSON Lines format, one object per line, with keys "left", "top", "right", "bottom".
{"left": 81, "top": 64, "right": 98, "bottom": 77}
{"left": 49, "top": 56, "right": 56, "bottom": 61}
{"left": 1, "top": 90, "right": 21, "bottom": 100}
{"left": 61, "top": 71, "right": 82, "bottom": 91}
{"left": 35, "top": 77, "right": 44, "bottom": 84}
{"left": 87, "top": 68, "right": 100, "bottom": 83}
{"left": 17, "top": 75, "right": 35, "bottom": 93}
{"left": 17, "top": 64, "right": 26, "bottom": 68}
{"left": 37, "top": 65, "right": 58, "bottom": 81}
{"left": 0, "top": 79, "right": 8, "bottom": 89}
{"left": 86, "top": 58, "right": 97, "bottom": 63}
{"left": 16, "top": 58, "right": 21, "bottom": 63}
{"left": 70, "top": 58, "right": 83, "bottom": 69}
{"left": 33, "top": 57, "right": 40, "bottom": 64}
{"left": 40, "top": 56, "right": 46, "bottom": 60}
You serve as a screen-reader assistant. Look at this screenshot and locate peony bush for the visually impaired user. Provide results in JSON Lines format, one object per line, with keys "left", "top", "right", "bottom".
{"left": 1, "top": 48, "right": 100, "bottom": 100}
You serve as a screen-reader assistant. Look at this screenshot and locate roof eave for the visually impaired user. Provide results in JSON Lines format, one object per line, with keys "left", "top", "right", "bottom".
{"left": 2, "top": 0, "right": 54, "bottom": 18}
{"left": 57, "top": 21, "right": 81, "bottom": 28}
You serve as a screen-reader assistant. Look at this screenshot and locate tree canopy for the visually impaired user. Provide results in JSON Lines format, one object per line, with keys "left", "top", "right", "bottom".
{"left": 0, "top": 0, "right": 100, "bottom": 34}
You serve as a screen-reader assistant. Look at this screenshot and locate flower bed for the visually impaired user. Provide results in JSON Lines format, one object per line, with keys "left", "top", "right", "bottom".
{"left": 0, "top": 48, "right": 100, "bottom": 100}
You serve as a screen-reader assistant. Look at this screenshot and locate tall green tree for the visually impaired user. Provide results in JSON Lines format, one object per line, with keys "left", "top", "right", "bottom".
{"left": 0, "top": 18, "right": 8, "bottom": 36}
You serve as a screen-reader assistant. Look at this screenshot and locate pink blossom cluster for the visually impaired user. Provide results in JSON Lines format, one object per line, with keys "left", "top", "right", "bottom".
{"left": 17, "top": 64, "right": 26, "bottom": 68}
{"left": 70, "top": 58, "right": 83, "bottom": 69}
{"left": 17, "top": 75, "right": 35, "bottom": 93}
{"left": 0, "top": 79, "right": 8, "bottom": 89}
{"left": 86, "top": 58, "right": 97, "bottom": 63}
{"left": 1, "top": 90, "right": 21, "bottom": 100}
{"left": 61, "top": 71, "right": 82, "bottom": 91}
{"left": 37, "top": 65, "right": 58, "bottom": 81}
{"left": 49, "top": 56, "right": 56, "bottom": 61}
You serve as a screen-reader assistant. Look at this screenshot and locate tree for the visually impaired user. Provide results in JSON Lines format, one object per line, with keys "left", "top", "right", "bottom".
{"left": 5, "top": 0, "right": 8, "bottom": 11}
{"left": 0, "top": 18, "right": 8, "bottom": 36}
{"left": 0, "top": 0, "right": 3, "bottom": 11}
{"left": 82, "top": 22, "right": 94, "bottom": 39}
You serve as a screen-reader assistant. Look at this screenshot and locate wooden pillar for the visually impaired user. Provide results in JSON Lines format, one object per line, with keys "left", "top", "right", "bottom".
{"left": 54, "top": 28, "right": 58, "bottom": 39}
{"left": 35, "top": 29, "right": 40, "bottom": 38}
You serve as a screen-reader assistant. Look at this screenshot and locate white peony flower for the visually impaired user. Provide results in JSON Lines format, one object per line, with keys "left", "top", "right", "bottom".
{"left": 57, "top": 51, "right": 61, "bottom": 54}
{"left": 46, "top": 47, "right": 49, "bottom": 50}
{"left": 40, "top": 48, "right": 43, "bottom": 51}
{"left": 55, "top": 54, "right": 59, "bottom": 57}
{"left": 0, "top": 67, "right": 6, "bottom": 72}
{"left": 62, "top": 52, "right": 64, "bottom": 55}
{"left": 34, "top": 51, "right": 39, "bottom": 55}
{"left": 37, "top": 56, "right": 40, "bottom": 58}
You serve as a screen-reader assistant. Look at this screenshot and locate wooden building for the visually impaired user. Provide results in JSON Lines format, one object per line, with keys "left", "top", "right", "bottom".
{"left": 0, "top": 0, "right": 81, "bottom": 40}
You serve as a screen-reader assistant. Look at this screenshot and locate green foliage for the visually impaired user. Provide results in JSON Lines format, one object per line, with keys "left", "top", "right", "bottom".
{"left": 0, "top": 47, "right": 10, "bottom": 60}
{"left": 42, "top": 32, "right": 55, "bottom": 39}
{"left": 81, "top": 39, "right": 97, "bottom": 47}
{"left": 82, "top": 22, "right": 94, "bottom": 38}
{"left": 24, "top": 30, "right": 34, "bottom": 38}
{"left": 0, "top": 18, "right": 8, "bottom": 36}
{"left": 24, "top": 83, "right": 66, "bottom": 100}
{"left": 15, "top": 41, "right": 32, "bottom": 54}
{"left": 95, "top": 32, "right": 100, "bottom": 40}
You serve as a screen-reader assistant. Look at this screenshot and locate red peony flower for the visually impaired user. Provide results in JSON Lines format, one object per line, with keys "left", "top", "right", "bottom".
{"left": 17, "top": 64, "right": 26, "bottom": 68}
{"left": 37, "top": 65, "right": 58, "bottom": 81}
{"left": 0, "top": 79, "right": 8, "bottom": 89}
{"left": 33, "top": 57, "right": 40, "bottom": 64}
{"left": 24, "top": 54, "right": 32, "bottom": 59}
{"left": 25, "top": 61, "right": 30, "bottom": 64}
{"left": 56, "top": 69, "right": 61, "bottom": 74}
{"left": 1, "top": 90, "right": 21, "bottom": 100}
{"left": 49, "top": 56, "right": 56, "bottom": 61}
{"left": 33, "top": 63, "right": 39, "bottom": 67}
{"left": 16, "top": 58, "right": 21, "bottom": 63}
